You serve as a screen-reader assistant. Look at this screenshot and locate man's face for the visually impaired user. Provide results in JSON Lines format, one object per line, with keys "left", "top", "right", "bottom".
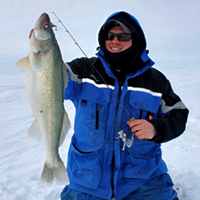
{"left": 105, "top": 26, "right": 132, "bottom": 53}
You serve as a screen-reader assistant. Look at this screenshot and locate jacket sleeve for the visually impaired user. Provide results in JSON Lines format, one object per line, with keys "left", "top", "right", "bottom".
{"left": 64, "top": 57, "right": 97, "bottom": 104}
{"left": 149, "top": 76, "right": 189, "bottom": 143}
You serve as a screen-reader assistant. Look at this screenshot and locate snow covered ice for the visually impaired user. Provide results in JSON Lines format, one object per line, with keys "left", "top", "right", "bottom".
{"left": 1, "top": 70, "right": 200, "bottom": 200}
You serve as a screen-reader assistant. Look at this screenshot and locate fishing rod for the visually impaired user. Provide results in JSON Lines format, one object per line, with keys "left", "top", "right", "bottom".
{"left": 52, "top": 12, "right": 136, "bottom": 150}
{"left": 52, "top": 12, "right": 134, "bottom": 122}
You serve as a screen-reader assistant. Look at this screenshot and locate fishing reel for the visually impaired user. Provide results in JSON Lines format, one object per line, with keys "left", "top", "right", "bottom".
{"left": 117, "top": 117, "right": 135, "bottom": 151}
{"left": 117, "top": 130, "right": 134, "bottom": 151}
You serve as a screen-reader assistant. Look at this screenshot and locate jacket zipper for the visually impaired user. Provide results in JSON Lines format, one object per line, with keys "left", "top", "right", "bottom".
{"left": 139, "top": 110, "right": 143, "bottom": 119}
{"left": 96, "top": 104, "right": 99, "bottom": 129}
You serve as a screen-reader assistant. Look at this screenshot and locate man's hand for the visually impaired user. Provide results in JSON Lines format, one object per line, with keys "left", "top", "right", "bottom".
{"left": 127, "top": 119, "right": 156, "bottom": 140}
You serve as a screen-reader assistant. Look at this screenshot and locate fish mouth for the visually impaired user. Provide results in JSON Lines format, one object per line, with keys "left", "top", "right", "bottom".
{"left": 35, "top": 13, "right": 51, "bottom": 30}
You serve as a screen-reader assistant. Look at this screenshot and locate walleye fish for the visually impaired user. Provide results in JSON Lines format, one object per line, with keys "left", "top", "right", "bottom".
{"left": 16, "top": 13, "right": 70, "bottom": 185}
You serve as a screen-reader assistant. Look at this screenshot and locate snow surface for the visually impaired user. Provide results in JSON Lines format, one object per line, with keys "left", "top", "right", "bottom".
{"left": 1, "top": 70, "right": 199, "bottom": 200}
{"left": 0, "top": 0, "right": 200, "bottom": 199}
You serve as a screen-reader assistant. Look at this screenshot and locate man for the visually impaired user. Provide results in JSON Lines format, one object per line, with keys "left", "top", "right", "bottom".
{"left": 61, "top": 11, "right": 188, "bottom": 200}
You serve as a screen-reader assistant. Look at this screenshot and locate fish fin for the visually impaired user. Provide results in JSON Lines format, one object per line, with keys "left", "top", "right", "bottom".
{"left": 62, "top": 62, "right": 69, "bottom": 90}
{"left": 40, "top": 163, "right": 54, "bottom": 185}
{"left": 59, "top": 110, "right": 71, "bottom": 147}
{"left": 54, "top": 161, "right": 69, "bottom": 185}
{"left": 15, "top": 56, "right": 29, "bottom": 71}
{"left": 29, "top": 28, "right": 34, "bottom": 39}
{"left": 41, "top": 160, "right": 69, "bottom": 185}
{"left": 27, "top": 119, "right": 43, "bottom": 141}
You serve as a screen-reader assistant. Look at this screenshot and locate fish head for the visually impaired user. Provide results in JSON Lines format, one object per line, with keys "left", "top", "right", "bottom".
{"left": 34, "top": 13, "right": 55, "bottom": 41}
{"left": 29, "top": 13, "right": 56, "bottom": 54}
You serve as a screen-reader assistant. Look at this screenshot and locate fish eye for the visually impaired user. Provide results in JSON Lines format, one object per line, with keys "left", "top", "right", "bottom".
{"left": 44, "top": 24, "right": 49, "bottom": 28}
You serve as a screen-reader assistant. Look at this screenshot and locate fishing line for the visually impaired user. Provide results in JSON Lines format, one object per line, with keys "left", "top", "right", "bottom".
{"left": 52, "top": 12, "right": 136, "bottom": 150}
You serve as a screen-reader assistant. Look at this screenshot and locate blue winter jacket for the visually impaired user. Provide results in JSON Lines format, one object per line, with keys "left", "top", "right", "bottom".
{"left": 64, "top": 11, "right": 188, "bottom": 200}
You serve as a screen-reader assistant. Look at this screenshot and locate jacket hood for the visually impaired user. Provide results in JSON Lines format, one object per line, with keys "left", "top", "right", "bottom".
{"left": 97, "top": 11, "right": 154, "bottom": 72}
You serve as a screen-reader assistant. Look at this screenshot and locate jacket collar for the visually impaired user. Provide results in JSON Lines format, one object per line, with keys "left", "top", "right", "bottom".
{"left": 96, "top": 49, "right": 154, "bottom": 80}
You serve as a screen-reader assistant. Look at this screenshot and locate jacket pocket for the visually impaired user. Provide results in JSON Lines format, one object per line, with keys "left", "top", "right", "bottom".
{"left": 120, "top": 91, "right": 161, "bottom": 158}
{"left": 128, "top": 91, "right": 161, "bottom": 120}
{"left": 67, "top": 142, "right": 101, "bottom": 189}
{"left": 121, "top": 90, "right": 163, "bottom": 179}
{"left": 73, "top": 84, "right": 110, "bottom": 152}
{"left": 123, "top": 149, "right": 161, "bottom": 180}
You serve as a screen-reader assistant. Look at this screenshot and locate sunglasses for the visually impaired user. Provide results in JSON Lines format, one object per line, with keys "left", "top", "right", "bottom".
{"left": 106, "top": 32, "right": 132, "bottom": 42}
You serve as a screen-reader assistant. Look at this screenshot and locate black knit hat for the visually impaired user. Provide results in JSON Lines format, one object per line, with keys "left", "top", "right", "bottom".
{"left": 98, "top": 12, "right": 146, "bottom": 53}
{"left": 98, "top": 12, "right": 146, "bottom": 71}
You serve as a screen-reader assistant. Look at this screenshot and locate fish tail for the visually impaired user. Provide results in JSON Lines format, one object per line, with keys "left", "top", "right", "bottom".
{"left": 54, "top": 161, "right": 70, "bottom": 185}
{"left": 41, "top": 161, "right": 69, "bottom": 185}
{"left": 40, "top": 163, "right": 54, "bottom": 184}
